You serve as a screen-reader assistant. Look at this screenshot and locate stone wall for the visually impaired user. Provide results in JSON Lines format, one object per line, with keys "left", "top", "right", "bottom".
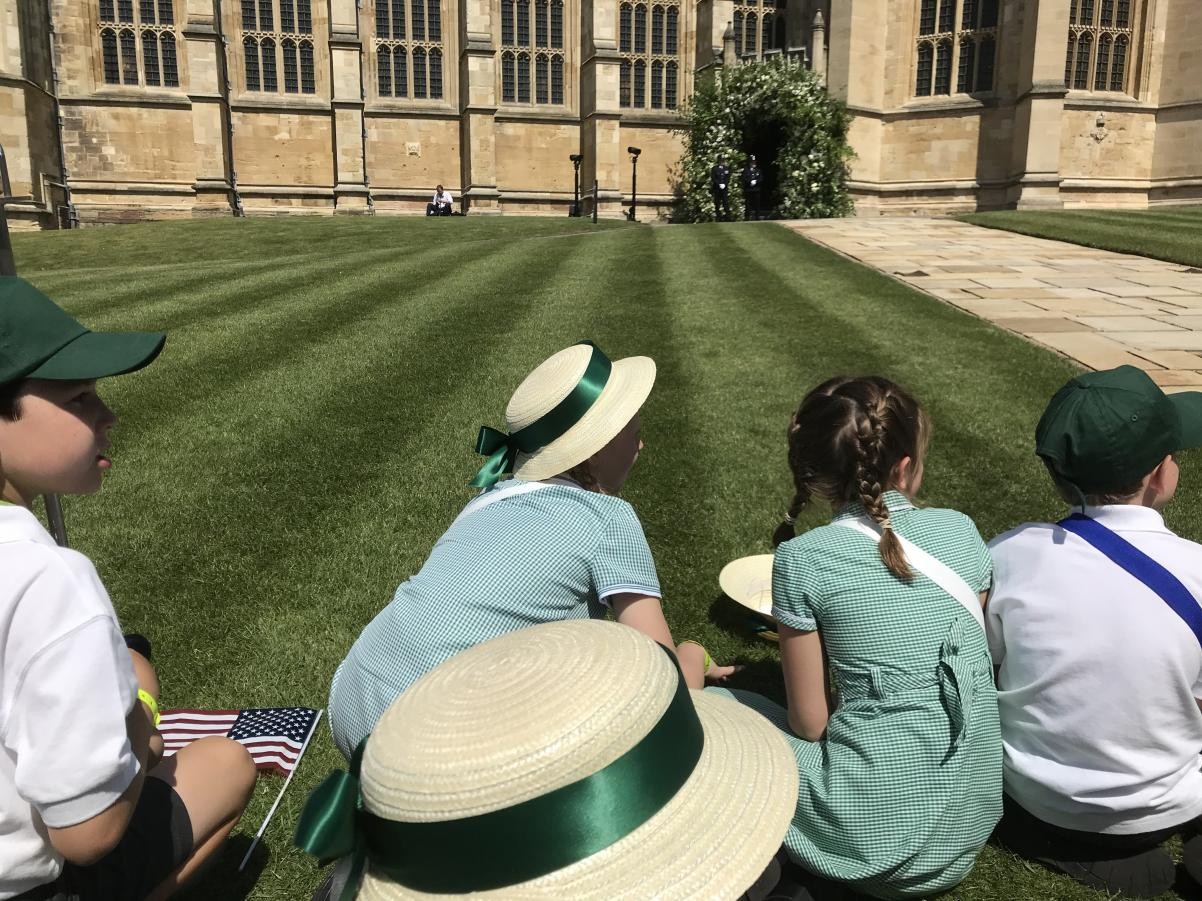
{"left": 6, "top": 0, "right": 1202, "bottom": 225}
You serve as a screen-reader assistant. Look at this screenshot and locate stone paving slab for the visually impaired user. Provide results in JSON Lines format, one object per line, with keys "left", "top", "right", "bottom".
{"left": 782, "top": 218, "right": 1202, "bottom": 393}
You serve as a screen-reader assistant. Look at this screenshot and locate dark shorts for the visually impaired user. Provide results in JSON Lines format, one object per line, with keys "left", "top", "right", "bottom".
{"left": 17, "top": 776, "right": 193, "bottom": 901}
{"left": 994, "top": 792, "right": 1196, "bottom": 859}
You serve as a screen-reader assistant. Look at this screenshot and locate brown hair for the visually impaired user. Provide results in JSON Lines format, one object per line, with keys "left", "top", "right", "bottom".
{"left": 773, "top": 376, "right": 929, "bottom": 581}
{"left": 566, "top": 460, "right": 603, "bottom": 493}
{"left": 0, "top": 379, "right": 24, "bottom": 421}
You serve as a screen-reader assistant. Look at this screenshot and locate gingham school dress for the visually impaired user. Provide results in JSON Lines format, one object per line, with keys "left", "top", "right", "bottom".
{"left": 713, "top": 492, "right": 1001, "bottom": 900}
{"left": 328, "top": 479, "right": 660, "bottom": 759}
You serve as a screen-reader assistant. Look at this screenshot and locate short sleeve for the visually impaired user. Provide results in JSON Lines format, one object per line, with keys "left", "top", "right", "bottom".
{"left": 589, "top": 502, "right": 661, "bottom": 603}
{"left": 962, "top": 514, "right": 994, "bottom": 595}
{"left": 2, "top": 555, "right": 139, "bottom": 828}
{"left": 771, "top": 541, "right": 818, "bottom": 632}
{"left": 984, "top": 535, "right": 1008, "bottom": 664}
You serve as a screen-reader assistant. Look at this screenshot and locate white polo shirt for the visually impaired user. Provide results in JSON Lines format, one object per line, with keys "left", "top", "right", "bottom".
{"left": 0, "top": 505, "right": 139, "bottom": 899}
{"left": 988, "top": 504, "right": 1202, "bottom": 835}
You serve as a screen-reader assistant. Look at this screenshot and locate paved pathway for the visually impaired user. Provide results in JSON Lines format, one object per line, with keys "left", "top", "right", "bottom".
{"left": 783, "top": 218, "right": 1202, "bottom": 392}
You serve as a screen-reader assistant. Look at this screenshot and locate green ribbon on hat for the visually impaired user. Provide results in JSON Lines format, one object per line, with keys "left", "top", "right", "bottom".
{"left": 470, "top": 341, "right": 613, "bottom": 488}
{"left": 293, "top": 645, "right": 704, "bottom": 898}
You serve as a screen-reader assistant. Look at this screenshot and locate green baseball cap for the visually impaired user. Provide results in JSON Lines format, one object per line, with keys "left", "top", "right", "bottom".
{"left": 0, "top": 277, "right": 165, "bottom": 385}
{"left": 1035, "top": 365, "right": 1202, "bottom": 494}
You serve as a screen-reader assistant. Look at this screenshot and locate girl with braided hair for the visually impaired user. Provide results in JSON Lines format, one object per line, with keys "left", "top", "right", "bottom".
{"left": 715, "top": 376, "right": 1001, "bottom": 899}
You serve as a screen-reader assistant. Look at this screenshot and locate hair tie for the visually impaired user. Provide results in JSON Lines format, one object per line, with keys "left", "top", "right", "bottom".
{"left": 880, "top": 520, "right": 894, "bottom": 532}
{"left": 783, "top": 512, "right": 797, "bottom": 525}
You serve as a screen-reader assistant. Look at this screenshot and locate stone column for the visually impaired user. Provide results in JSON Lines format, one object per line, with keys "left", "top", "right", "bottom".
{"left": 695, "top": 0, "right": 735, "bottom": 70}
{"left": 580, "top": 0, "right": 622, "bottom": 216}
{"left": 1008, "top": 0, "right": 1069, "bottom": 209}
{"left": 185, "top": 0, "right": 233, "bottom": 215}
{"left": 460, "top": 0, "right": 500, "bottom": 212}
{"left": 328, "top": 0, "right": 371, "bottom": 212}
{"left": 809, "top": 9, "right": 825, "bottom": 82}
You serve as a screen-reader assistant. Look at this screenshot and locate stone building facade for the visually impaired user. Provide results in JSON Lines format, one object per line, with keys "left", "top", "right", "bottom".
{"left": 0, "top": 0, "right": 1199, "bottom": 226}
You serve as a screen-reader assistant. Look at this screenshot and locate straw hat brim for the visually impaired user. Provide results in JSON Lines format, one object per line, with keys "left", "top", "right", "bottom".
{"left": 719, "top": 554, "right": 776, "bottom": 619}
{"left": 358, "top": 689, "right": 799, "bottom": 900}
{"left": 512, "top": 356, "right": 655, "bottom": 483}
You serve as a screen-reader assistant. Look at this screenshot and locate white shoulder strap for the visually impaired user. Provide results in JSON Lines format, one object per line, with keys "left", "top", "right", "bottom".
{"left": 448, "top": 480, "right": 561, "bottom": 529}
{"left": 834, "top": 516, "right": 985, "bottom": 633}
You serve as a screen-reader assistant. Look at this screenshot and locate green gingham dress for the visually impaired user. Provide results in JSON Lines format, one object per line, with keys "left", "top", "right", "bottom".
{"left": 713, "top": 492, "right": 1001, "bottom": 899}
{"left": 328, "top": 479, "right": 660, "bottom": 759}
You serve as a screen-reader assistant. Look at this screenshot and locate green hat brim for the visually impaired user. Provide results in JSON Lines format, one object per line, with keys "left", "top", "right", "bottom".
{"left": 1171, "top": 391, "right": 1202, "bottom": 450}
{"left": 25, "top": 330, "right": 165, "bottom": 381}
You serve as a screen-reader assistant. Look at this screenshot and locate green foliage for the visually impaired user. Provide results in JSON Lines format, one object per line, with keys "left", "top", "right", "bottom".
{"left": 672, "top": 62, "right": 855, "bottom": 222}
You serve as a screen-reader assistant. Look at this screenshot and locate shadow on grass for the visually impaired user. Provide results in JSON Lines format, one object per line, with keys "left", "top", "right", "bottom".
{"left": 176, "top": 835, "right": 270, "bottom": 901}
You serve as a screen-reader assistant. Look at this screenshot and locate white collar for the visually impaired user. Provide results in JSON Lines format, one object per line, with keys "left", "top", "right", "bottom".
{"left": 0, "top": 504, "right": 57, "bottom": 546}
{"left": 1077, "top": 504, "right": 1170, "bottom": 534}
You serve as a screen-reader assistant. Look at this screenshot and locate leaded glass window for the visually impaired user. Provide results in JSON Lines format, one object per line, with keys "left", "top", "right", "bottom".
{"left": 619, "top": 0, "right": 682, "bottom": 109}
{"left": 98, "top": 0, "right": 179, "bottom": 87}
{"left": 913, "top": 0, "right": 997, "bottom": 97}
{"left": 1066, "top": 0, "right": 1142, "bottom": 93}
{"left": 374, "top": 0, "right": 444, "bottom": 99}
{"left": 242, "top": 0, "right": 316, "bottom": 93}
{"left": 500, "top": 0, "right": 564, "bottom": 104}
{"left": 733, "top": 0, "right": 783, "bottom": 58}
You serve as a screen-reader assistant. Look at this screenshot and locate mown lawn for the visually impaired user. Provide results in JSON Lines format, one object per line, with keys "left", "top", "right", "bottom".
{"left": 961, "top": 206, "right": 1202, "bottom": 269}
{"left": 11, "top": 215, "right": 1202, "bottom": 900}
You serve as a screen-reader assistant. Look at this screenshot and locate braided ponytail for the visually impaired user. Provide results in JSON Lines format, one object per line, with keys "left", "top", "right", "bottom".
{"left": 773, "top": 419, "right": 811, "bottom": 547}
{"left": 853, "top": 397, "right": 912, "bottom": 581}
{"left": 782, "top": 376, "right": 927, "bottom": 582}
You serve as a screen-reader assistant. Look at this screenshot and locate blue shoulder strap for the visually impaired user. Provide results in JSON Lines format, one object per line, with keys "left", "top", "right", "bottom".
{"left": 1059, "top": 512, "right": 1202, "bottom": 648}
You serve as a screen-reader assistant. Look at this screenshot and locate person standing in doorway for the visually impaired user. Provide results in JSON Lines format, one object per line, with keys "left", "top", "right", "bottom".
{"left": 710, "top": 157, "right": 731, "bottom": 221}
{"left": 742, "top": 155, "right": 763, "bottom": 221}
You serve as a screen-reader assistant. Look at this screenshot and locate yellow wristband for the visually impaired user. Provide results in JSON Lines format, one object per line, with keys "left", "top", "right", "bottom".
{"left": 137, "top": 689, "right": 161, "bottom": 728}
{"left": 679, "top": 640, "right": 713, "bottom": 674}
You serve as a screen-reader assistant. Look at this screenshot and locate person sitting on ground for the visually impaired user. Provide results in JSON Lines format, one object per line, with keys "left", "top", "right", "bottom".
{"left": 0, "top": 277, "right": 257, "bottom": 901}
{"left": 988, "top": 365, "right": 1202, "bottom": 899}
{"left": 327, "top": 342, "right": 737, "bottom": 760}
{"left": 426, "top": 184, "right": 454, "bottom": 216}
{"left": 713, "top": 375, "right": 1001, "bottom": 899}
{"left": 298, "top": 619, "right": 800, "bottom": 901}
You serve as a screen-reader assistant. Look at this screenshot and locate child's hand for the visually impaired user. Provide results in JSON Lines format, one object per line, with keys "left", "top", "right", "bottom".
{"left": 704, "top": 661, "right": 743, "bottom": 684}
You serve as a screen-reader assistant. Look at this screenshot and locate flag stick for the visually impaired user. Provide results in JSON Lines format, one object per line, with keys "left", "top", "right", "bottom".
{"left": 238, "top": 708, "right": 324, "bottom": 872}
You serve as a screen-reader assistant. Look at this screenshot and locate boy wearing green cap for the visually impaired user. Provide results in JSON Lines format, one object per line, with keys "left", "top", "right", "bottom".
{"left": 986, "top": 365, "right": 1202, "bottom": 898}
{"left": 0, "top": 277, "right": 256, "bottom": 901}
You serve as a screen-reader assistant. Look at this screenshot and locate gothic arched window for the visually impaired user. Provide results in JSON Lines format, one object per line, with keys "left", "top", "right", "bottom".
{"left": 99, "top": 1, "right": 179, "bottom": 88}
{"left": 618, "top": 0, "right": 681, "bottom": 109}
{"left": 500, "top": 0, "right": 564, "bottom": 105}
{"left": 375, "top": 0, "right": 444, "bottom": 100}
{"left": 242, "top": 1, "right": 315, "bottom": 94}
{"left": 912, "top": 0, "right": 997, "bottom": 97}
{"left": 1066, "top": 0, "right": 1143, "bottom": 93}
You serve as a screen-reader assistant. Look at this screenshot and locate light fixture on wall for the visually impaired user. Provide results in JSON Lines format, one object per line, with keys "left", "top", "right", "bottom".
{"left": 627, "top": 147, "right": 641, "bottom": 222}
{"left": 569, "top": 153, "right": 583, "bottom": 217}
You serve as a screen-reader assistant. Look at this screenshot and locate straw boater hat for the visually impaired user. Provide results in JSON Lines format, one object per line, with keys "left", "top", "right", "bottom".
{"left": 471, "top": 342, "right": 655, "bottom": 487}
{"left": 295, "top": 620, "right": 798, "bottom": 900}
{"left": 719, "top": 555, "right": 779, "bottom": 641}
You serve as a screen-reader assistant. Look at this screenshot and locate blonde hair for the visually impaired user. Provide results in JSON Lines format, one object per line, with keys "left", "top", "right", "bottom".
{"left": 774, "top": 376, "right": 929, "bottom": 581}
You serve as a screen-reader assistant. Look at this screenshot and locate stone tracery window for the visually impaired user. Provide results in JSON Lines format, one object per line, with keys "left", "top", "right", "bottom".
{"left": 732, "top": 0, "right": 784, "bottom": 60}
{"left": 242, "top": 0, "right": 317, "bottom": 94}
{"left": 619, "top": 0, "right": 679, "bottom": 109}
{"left": 914, "top": 0, "right": 997, "bottom": 97}
{"left": 1065, "top": 0, "right": 1141, "bottom": 93}
{"left": 375, "top": 0, "right": 444, "bottom": 99}
{"left": 99, "top": 0, "right": 179, "bottom": 87}
{"left": 500, "top": 0, "right": 564, "bottom": 104}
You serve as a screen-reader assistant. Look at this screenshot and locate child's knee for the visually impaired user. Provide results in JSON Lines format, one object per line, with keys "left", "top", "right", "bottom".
{"left": 194, "top": 736, "right": 257, "bottom": 804}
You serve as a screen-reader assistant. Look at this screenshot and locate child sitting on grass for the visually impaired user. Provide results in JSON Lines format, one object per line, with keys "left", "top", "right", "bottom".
{"left": 328, "top": 341, "right": 734, "bottom": 760}
{"left": 715, "top": 375, "right": 1001, "bottom": 900}
{"left": 0, "top": 277, "right": 256, "bottom": 901}
{"left": 988, "top": 366, "right": 1202, "bottom": 898}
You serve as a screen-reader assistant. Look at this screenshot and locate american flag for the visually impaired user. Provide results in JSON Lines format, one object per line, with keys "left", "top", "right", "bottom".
{"left": 159, "top": 707, "right": 320, "bottom": 776}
